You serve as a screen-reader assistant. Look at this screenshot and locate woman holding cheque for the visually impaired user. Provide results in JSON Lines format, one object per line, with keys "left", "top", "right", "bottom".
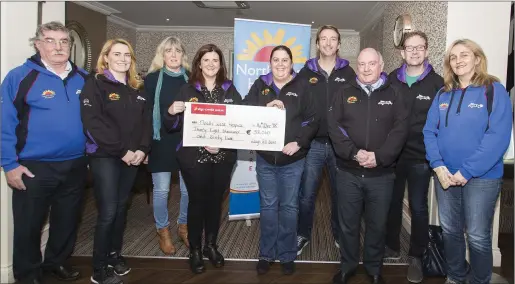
{"left": 162, "top": 43, "right": 242, "bottom": 274}
{"left": 243, "top": 45, "right": 318, "bottom": 275}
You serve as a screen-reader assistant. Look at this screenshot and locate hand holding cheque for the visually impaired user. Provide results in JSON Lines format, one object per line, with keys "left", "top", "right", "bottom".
{"left": 170, "top": 101, "right": 287, "bottom": 151}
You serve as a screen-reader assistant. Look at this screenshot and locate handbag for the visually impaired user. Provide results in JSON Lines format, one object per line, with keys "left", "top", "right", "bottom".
{"left": 422, "top": 225, "right": 447, "bottom": 277}
{"left": 422, "top": 225, "right": 471, "bottom": 277}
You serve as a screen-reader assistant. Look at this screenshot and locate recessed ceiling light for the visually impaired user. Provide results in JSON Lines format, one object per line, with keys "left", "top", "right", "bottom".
{"left": 166, "top": 18, "right": 170, "bottom": 21}
{"left": 312, "top": 21, "right": 315, "bottom": 24}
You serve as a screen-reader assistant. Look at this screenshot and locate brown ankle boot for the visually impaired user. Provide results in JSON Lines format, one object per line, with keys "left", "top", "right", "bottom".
{"left": 178, "top": 224, "right": 190, "bottom": 248}
{"left": 157, "top": 227, "right": 176, "bottom": 255}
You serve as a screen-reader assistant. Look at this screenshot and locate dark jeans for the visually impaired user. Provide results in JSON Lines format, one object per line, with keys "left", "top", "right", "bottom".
{"left": 336, "top": 169, "right": 395, "bottom": 275}
{"left": 12, "top": 157, "right": 88, "bottom": 282}
{"left": 180, "top": 162, "right": 234, "bottom": 249}
{"left": 90, "top": 157, "right": 138, "bottom": 270}
{"left": 257, "top": 155, "right": 305, "bottom": 263}
{"left": 385, "top": 160, "right": 431, "bottom": 257}
{"left": 298, "top": 139, "right": 339, "bottom": 241}
{"left": 436, "top": 178, "right": 502, "bottom": 284}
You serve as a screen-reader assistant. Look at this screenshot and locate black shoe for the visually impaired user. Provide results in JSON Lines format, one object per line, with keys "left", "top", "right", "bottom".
{"left": 107, "top": 252, "right": 131, "bottom": 276}
{"left": 296, "top": 236, "right": 309, "bottom": 256}
{"left": 203, "top": 244, "right": 225, "bottom": 268}
{"left": 367, "top": 274, "right": 385, "bottom": 284}
{"left": 189, "top": 248, "right": 205, "bottom": 274}
{"left": 332, "top": 269, "right": 356, "bottom": 284}
{"left": 44, "top": 265, "right": 80, "bottom": 281}
{"left": 281, "top": 261, "right": 295, "bottom": 275}
{"left": 383, "top": 246, "right": 400, "bottom": 260}
{"left": 90, "top": 267, "right": 123, "bottom": 284}
{"left": 256, "top": 259, "right": 271, "bottom": 275}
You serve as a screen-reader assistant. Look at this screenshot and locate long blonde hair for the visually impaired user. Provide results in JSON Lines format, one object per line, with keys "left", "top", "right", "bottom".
{"left": 443, "top": 38, "right": 499, "bottom": 91}
{"left": 147, "top": 36, "right": 190, "bottom": 74}
{"left": 96, "top": 38, "right": 142, "bottom": 90}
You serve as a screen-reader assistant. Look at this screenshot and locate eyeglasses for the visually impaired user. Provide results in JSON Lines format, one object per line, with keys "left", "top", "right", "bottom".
{"left": 404, "top": 45, "right": 426, "bottom": 52}
{"left": 41, "top": 38, "right": 70, "bottom": 47}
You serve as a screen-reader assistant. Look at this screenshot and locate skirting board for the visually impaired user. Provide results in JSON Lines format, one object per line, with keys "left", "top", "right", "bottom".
{"left": 0, "top": 265, "right": 15, "bottom": 284}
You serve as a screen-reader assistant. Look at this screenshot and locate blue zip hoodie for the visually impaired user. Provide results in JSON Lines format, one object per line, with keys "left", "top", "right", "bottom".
{"left": 423, "top": 82, "right": 512, "bottom": 180}
{"left": 1, "top": 55, "right": 87, "bottom": 172}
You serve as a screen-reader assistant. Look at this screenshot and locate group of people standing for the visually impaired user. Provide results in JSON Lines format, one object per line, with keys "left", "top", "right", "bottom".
{"left": 1, "top": 20, "right": 511, "bottom": 284}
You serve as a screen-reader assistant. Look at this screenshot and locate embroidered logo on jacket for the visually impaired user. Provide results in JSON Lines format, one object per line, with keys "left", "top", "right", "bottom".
{"left": 42, "top": 90, "right": 56, "bottom": 99}
{"left": 416, "top": 94, "right": 431, "bottom": 100}
{"left": 261, "top": 89, "right": 270, "bottom": 96}
{"left": 137, "top": 96, "right": 146, "bottom": 101}
{"left": 378, "top": 100, "right": 393, "bottom": 105}
{"left": 347, "top": 96, "right": 358, "bottom": 104}
{"left": 439, "top": 103, "right": 449, "bottom": 110}
{"left": 286, "top": 92, "right": 298, "bottom": 97}
{"left": 309, "top": 77, "right": 318, "bottom": 84}
{"left": 189, "top": 97, "right": 198, "bottom": 102}
{"left": 83, "top": 98, "right": 92, "bottom": 107}
{"left": 468, "top": 103, "right": 484, "bottom": 109}
{"left": 76, "top": 89, "right": 81, "bottom": 95}
{"left": 108, "top": 93, "right": 120, "bottom": 101}
{"left": 334, "top": 77, "right": 346, "bottom": 82}
{"left": 224, "top": 98, "right": 233, "bottom": 103}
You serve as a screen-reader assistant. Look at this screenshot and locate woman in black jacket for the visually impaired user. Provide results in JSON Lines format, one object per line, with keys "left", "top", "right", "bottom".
{"left": 81, "top": 38, "right": 152, "bottom": 284}
{"left": 144, "top": 36, "right": 190, "bottom": 255}
{"left": 163, "top": 44, "right": 242, "bottom": 274}
{"left": 243, "top": 45, "right": 318, "bottom": 276}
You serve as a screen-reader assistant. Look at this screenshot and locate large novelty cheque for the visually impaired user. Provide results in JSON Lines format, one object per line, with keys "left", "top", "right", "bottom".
{"left": 183, "top": 102, "right": 286, "bottom": 151}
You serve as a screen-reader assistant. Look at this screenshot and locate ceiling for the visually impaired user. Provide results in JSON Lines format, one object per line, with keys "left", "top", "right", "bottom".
{"left": 97, "top": 1, "right": 382, "bottom": 32}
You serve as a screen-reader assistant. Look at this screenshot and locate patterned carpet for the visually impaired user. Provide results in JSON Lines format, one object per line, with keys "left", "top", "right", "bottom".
{"left": 73, "top": 171, "right": 410, "bottom": 263}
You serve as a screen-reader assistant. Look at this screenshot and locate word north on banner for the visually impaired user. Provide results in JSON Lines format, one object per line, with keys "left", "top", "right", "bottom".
{"left": 183, "top": 102, "right": 286, "bottom": 151}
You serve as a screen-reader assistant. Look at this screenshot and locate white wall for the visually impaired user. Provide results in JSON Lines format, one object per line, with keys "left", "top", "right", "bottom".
{"left": 446, "top": 2, "right": 511, "bottom": 84}
{"left": 0, "top": 3, "right": 65, "bottom": 282}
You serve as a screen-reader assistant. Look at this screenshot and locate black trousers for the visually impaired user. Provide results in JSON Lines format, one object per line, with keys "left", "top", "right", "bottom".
{"left": 385, "top": 160, "right": 431, "bottom": 257}
{"left": 12, "top": 157, "right": 88, "bottom": 281}
{"left": 336, "top": 169, "right": 395, "bottom": 276}
{"left": 89, "top": 157, "right": 138, "bottom": 270}
{"left": 180, "top": 162, "right": 234, "bottom": 249}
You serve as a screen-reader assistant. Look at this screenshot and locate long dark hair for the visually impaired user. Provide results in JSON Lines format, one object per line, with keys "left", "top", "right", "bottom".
{"left": 189, "top": 43, "right": 228, "bottom": 86}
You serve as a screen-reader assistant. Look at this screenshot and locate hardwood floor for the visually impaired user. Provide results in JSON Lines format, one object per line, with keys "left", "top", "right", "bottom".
{"left": 41, "top": 233, "right": 513, "bottom": 284}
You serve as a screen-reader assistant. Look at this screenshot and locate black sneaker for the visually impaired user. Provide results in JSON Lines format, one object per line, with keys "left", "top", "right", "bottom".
{"left": 383, "top": 246, "right": 400, "bottom": 260}
{"left": 296, "top": 236, "right": 309, "bottom": 256}
{"left": 90, "top": 267, "right": 123, "bottom": 284}
{"left": 256, "top": 259, "right": 271, "bottom": 275}
{"left": 107, "top": 252, "right": 131, "bottom": 276}
{"left": 281, "top": 261, "right": 295, "bottom": 275}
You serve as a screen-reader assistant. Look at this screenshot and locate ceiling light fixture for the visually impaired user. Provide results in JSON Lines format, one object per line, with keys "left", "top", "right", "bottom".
{"left": 166, "top": 18, "right": 170, "bottom": 21}
{"left": 193, "top": 1, "right": 250, "bottom": 9}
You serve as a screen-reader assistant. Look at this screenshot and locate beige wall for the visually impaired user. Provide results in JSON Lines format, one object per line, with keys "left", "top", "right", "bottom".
{"left": 66, "top": 2, "right": 107, "bottom": 63}
{"left": 360, "top": 16, "right": 384, "bottom": 54}
{"left": 382, "top": 1, "right": 448, "bottom": 75}
{"left": 106, "top": 21, "right": 360, "bottom": 74}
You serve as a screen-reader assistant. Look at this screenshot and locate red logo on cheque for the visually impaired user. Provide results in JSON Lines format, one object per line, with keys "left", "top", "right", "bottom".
{"left": 191, "top": 104, "right": 226, "bottom": 116}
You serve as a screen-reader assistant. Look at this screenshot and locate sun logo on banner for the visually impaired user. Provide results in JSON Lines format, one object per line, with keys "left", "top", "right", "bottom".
{"left": 237, "top": 29, "right": 307, "bottom": 64}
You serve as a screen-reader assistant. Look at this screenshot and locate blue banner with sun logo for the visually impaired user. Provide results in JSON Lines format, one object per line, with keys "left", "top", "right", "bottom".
{"left": 228, "top": 18, "right": 311, "bottom": 220}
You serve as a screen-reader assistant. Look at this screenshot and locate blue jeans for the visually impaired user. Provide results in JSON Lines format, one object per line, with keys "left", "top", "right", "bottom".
{"left": 257, "top": 155, "right": 305, "bottom": 263}
{"left": 298, "top": 139, "right": 339, "bottom": 241}
{"left": 436, "top": 178, "right": 502, "bottom": 284}
{"left": 152, "top": 171, "right": 189, "bottom": 229}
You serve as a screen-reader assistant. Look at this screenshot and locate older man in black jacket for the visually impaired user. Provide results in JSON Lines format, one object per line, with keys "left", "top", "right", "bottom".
{"left": 328, "top": 48, "right": 409, "bottom": 284}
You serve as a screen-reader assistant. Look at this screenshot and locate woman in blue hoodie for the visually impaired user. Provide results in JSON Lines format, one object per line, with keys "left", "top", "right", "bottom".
{"left": 423, "top": 39, "right": 512, "bottom": 284}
